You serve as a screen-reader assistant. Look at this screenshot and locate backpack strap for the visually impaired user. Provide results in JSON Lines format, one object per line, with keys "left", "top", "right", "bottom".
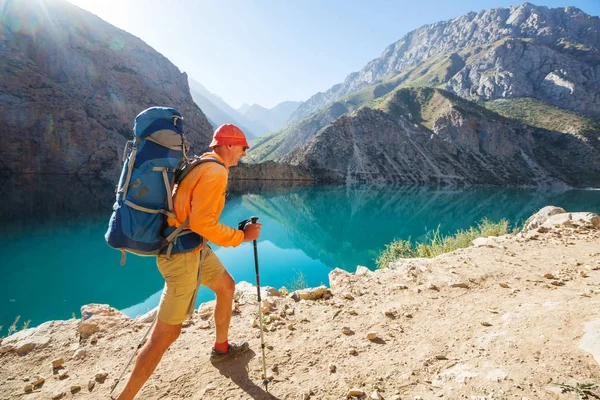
{"left": 175, "top": 157, "right": 225, "bottom": 185}
{"left": 163, "top": 157, "right": 225, "bottom": 259}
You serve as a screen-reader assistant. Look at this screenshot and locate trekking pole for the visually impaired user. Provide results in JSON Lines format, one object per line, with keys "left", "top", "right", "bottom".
{"left": 250, "top": 216, "right": 269, "bottom": 390}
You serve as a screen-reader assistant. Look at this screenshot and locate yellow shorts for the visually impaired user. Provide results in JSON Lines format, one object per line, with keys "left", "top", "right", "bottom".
{"left": 156, "top": 246, "right": 225, "bottom": 325}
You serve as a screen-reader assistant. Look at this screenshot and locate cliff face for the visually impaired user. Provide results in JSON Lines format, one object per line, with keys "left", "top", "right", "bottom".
{"left": 282, "top": 88, "right": 600, "bottom": 187}
{"left": 0, "top": 0, "right": 213, "bottom": 179}
{"left": 447, "top": 38, "right": 600, "bottom": 116}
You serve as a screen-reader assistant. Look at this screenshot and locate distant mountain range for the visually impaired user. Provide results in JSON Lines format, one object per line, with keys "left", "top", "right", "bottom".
{"left": 188, "top": 78, "right": 300, "bottom": 139}
{"left": 247, "top": 3, "right": 600, "bottom": 187}
{"left": 239, "top": 101, "right": 302, "bottom": 133}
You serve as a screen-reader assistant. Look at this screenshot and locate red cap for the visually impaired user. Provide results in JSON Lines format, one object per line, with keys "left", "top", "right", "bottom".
{"left": 209, "top": 124, "right": 250, "bottom": 149}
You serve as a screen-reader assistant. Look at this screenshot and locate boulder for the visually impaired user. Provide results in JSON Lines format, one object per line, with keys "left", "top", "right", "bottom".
{"left": 522, "top": 206, "right": 566, "bottom": 232}
{"left": 78, "top": 304, "right": 129, "bottom": 339}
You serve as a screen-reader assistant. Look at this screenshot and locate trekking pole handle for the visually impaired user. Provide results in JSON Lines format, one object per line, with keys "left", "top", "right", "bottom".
{"left": 250, "top": 216, "right": 258, "bottom": 224}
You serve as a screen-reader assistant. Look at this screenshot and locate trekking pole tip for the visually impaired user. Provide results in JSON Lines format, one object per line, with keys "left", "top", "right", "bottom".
{"left": 251, "top": 216, "right": 259, "bottom": 223}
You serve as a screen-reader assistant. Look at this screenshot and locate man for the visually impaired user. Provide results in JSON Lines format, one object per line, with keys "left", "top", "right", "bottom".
{"left": 116, "top": 124, "right": 262, "bottom": 400}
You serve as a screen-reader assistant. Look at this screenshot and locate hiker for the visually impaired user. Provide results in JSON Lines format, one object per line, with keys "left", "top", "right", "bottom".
{"left": 115, "top": 124, "right": 262, "bottom": 400}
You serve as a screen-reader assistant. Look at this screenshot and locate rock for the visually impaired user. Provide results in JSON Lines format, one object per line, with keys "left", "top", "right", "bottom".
{"left": 395, "top": 284, "right": 409, "bottom": 290}
{"left": 328, "top": 268, "right": 353, "bottom": 290}
{"left": 70, "top": 385, "right": 81, "bottom": 393}
{"left": 95, "top": 371, "right": 108, "bottom": 381}
{"left": 290, "top": 286, "right": 331, "bottom": 301}
{"left": 198, "top": 302, "right": 215, "bottom": 319}
{"left": 197, "top": 320, "right": 210, "bottom": 329}
{"left": 355, "top": 266, "right": 370, "bottom": 275}
{"left": 90, "top": 334, "right": 99, "bottom": 345}
{"left": 134, "top": 308, "right": 157, "bottom": 324}
{"left": 349, "top": 348, "right": 358, "bottom": 356}
{"left": 391, "top": 396, "right": 402, "bottom": 400}
{"left": 367, "top": 332, "right": 378, "bottom": 340}
{"left": 543, "top": 273, "right": 555, "bottom": 279}
{"left": 0, "top": 345, "right": 14, "bottom": 354}
{"left": 78, "top": 304, "right": 129, "bottom": 339}
{"left": 52, "top": 358, "right": 65, "bottom": 369}
{"left": 499, "top": 283, "right": 510, "bottom": 288}
{"left": 261, "top": 299, "right": 272, "bottom": 314}
{"left": 73, "top": 347, "right": 87, "bottom": 360}
{"left": 343, "top": 292, "right": 355, "bottom": 300}
{"left": 473, "top": 237, "right": 500, "bottom": 247}
{"left": 58, "top": 370, "right": 69, "bottom": 379}
{"left": 32, "top": 376, "right": 45, "bottom": 387}
{"left": 251, "top": 319, "right": 259, "bottom": 328}
{"left": 370, "top": 390, "right": 383, "bottom": 400}
{"left": 342, "top": 327, "right": 353, "bottom": 335}
{"left": 522, "top": 206, "right": 566, "bottom": 232}
{"left": 264, "top": 286, "right": 281, "bottom": 297}
{"left": 24, "top": 384, "right": 33, "bottom": 392}
{"left": 347, "top": 388, "right": 365, "bottom": 397}
{"left": 2, "top": 327, "right": 52, "bottom": 356}
{"left": 551, "top": 280, "right": 565, "bottom": 286}
{"left": 181, "top": 319, "right": 194, "bottom": 328}
{"left": 481, "top": 322, "right": 492, "bottom": 327}
{"left": 88, "top": 380, "right": 95, "bottom": 391}
{"left": 384, "top": 310, "right": 397, "bottom": 318}
{"left": 329, "top": 364, "right": 336, "bottom": 373}
{"left": 427, "top": 282, "right": 439, "bottom": 291}
{"left": 51, "top": 392, "right": 65, "bottom": 399}
{"left": 279, "top": 286, "right": 289, "bottom": 296}
{"left": 451, "top": 282, "right": 469, "bottom": 288}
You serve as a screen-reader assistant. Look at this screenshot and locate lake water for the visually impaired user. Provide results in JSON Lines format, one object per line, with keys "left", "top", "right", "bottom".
{"left": 1, "top": 175, "right": 599, "bottom": 335}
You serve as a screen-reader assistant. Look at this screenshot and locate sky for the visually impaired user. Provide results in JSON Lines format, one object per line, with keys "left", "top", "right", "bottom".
{"left": 67, "top": 0, "right": 600, "bottom": 110}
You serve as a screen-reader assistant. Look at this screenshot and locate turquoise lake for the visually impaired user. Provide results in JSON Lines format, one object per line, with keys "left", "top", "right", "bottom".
{"left": 1, "top": 175, "right": 599, "bottom": 335}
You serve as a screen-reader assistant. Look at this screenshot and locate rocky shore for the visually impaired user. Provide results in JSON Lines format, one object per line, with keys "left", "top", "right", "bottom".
{"left": 1, "top": 207, "right": 599, "bottom": 399}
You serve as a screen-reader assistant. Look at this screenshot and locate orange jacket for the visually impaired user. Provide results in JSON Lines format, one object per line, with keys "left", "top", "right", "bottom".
{"left": 166, "top": 152, "right": 244, "bottom": 252}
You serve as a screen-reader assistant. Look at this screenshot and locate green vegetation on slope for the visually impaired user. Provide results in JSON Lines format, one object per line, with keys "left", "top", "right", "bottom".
{"left": 376, "top": 218, "right": 510, "bottom": 268}
{"left": 484, "top": 97, "right": 600, "bottom": 139}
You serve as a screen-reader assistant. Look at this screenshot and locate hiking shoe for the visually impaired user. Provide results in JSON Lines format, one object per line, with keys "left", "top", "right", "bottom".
{"left": 210, "top": 341, "right": 250, "bottom": 363}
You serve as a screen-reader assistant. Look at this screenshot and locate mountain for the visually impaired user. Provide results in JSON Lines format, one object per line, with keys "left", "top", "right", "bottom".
{"left": 187, "top": 78, "right": 269, "bottom": 139}
{"left": 247, "top": 3, "right": 600, "bottom": 187}
{"left": 242, "top": 101, "right": 302, "bottom": 133}
{"left": 0, "top": 0, "right": 213, "bottom": 180}
{"left": 286, "top": 3, "right": 600, "bottom": 125}
{"left": 282, "top": 87, "right": 600, "bottom": 187}
{"left": 237, "top": 103, "right": 252, "bottom": 115}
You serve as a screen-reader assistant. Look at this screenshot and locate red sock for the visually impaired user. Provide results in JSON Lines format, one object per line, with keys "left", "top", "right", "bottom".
{"left": 214, "top": 340, "right": 229, "bottom": 353}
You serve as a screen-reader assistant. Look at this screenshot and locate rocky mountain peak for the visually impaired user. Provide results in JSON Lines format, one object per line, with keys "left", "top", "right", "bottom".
{"left": 287, "top": 3, "right": 600, "bottom": 125}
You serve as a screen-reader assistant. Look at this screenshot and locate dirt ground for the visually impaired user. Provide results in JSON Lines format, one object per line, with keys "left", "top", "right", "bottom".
{"left": 1, "top": 208, "right": 600, "bottom": 400}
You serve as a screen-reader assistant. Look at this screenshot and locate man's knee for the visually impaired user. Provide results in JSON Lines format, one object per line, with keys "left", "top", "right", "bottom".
{"left": 150, "top": 320, "right": 182, "bottom": 349}
{"left": 211, "top": 272, "right": 235, "bottom": 298}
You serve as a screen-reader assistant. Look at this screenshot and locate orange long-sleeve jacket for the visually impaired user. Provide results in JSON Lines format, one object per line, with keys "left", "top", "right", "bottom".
{"left": 166, "top": 152, "right": 244, "bottom": 252}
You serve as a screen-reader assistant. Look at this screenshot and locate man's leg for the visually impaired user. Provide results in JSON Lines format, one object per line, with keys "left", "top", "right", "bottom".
{"left": 115, "top": 320, "right": 181, "bottom": 400}
{"left": 208, "top": 270, "right": 235, "bottom": 343}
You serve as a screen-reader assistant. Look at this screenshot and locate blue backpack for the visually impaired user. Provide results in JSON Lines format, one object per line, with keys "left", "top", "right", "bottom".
{"left": 105, "top": 106, "right": 223, "bottom": 265}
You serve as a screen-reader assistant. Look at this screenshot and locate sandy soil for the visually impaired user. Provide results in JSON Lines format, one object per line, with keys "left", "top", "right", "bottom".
{"left": 1, "top": 208, "right": 600, "bottom": 400}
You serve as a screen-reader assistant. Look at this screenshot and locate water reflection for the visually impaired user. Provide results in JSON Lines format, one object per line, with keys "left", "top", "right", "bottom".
{"left": 229, "top": 184, "right": 597, "bottom": 271}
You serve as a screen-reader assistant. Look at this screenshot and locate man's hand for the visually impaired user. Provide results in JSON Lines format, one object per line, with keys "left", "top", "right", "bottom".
{"left": 243, "top": 222, "right": 262, "bottom": 242}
